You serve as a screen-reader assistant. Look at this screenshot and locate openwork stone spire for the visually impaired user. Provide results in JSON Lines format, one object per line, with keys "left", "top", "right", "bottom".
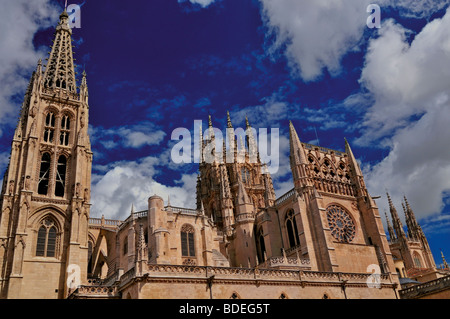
{"left": 43, "top": 9, "right": 77, "bottom": 93}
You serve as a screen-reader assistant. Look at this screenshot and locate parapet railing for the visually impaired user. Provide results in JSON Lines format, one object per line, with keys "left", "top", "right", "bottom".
{"left": 275, "top": 188, "right": 296, "bottom": 206}
{"left": 399, "top": 274, "right": 450, "bottom": 299}
{"left": 88, "top": 217, "right": 122, "bottom": 228}
{"left": 165, "top": 206, "right": 199, "bottom": 215}
{"left": 302, "top": 143, "right": 346, "bottom": 157}
{"left": 143, "top": 263, "right": 392, "bottom": 286}
{"left": 259, "top": 256, "right": 311, "bottom": 269}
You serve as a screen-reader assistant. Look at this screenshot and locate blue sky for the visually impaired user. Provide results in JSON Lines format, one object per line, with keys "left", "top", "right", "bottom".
{"left": 0, "top": 0, "right": 449, "bottom": 267}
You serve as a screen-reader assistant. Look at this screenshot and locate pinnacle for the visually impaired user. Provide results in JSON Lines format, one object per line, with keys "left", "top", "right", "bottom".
{"left": 227, "top": 111, "right": 233, "bottom": 128}
{"left": 208, "top": 115, "right": 213, "bottom": 127}
{"left": 288, "top": 120, "right": 306, "bottom": 164}
{"left": 245, "top": 116, "right": 251, "bottom": 129}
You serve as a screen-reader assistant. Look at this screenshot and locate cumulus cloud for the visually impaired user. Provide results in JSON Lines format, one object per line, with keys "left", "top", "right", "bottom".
{"left": 359, "top": 16, "right": 450, "bottom": 143}
{"left": 360, "top": 9, "right": 450, "bottom": 221}
{"left": 0, "top": 0, "right": 59, "bottom": 131}
{"left": 260, "top": 0, "right": 380, "bottom": 81}
{"left": 90, "top": 156, "right": 198, "bottom": 220}
{"left": 259, "top": 0, "right": 450, "bottom": 82}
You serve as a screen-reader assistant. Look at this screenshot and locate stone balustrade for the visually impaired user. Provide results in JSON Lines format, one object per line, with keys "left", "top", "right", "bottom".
{"left": 259, "top": 256, "right": 311, "bottom": 270}
{"left": 399, "top": 274, "right": 450, "bottom": 299}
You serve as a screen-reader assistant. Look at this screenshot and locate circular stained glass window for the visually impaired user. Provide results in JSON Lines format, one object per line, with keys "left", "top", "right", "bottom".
{"left": 326, "top": 205, "right": 356, "bottom": 243}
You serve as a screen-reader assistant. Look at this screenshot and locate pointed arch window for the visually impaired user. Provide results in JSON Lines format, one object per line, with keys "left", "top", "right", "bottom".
{"left": 36, "top": 218, "right": 58, "bottom": 258}
{"left": 181, "top": 224, "right": 195, "bottom": 257}
{"left": 38, "top": 153, "right": 51, "bottom": 195}
{"left": 87, "top": 240, "right": 94, "bottom": 275}
{"left": 413, "top": 252, "right": 423, "bottom": 268}
{"left": 123, "top": 237, "right": 128, "bottom": 255}
{"left": 43, "top": 112, "right": 55, "bottom": 143}
{"left": 285, "top": 210, "right": 300, "bottom": 248}
{"left": 241, "top": 167, "right": 251, "bottom": 183}
{"left": 55, "top": 155, "right": 67, "bottom": 197}
{"left": 60, "top": 115, "right": 70, "bottom": 146}
{"left": 256, "top": 228, "right": 266, "bottom": 263}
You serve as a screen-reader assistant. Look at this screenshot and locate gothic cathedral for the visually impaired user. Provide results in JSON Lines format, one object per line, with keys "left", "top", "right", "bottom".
{"left": 0, "top": 9, "right": 445, "bottom": 299}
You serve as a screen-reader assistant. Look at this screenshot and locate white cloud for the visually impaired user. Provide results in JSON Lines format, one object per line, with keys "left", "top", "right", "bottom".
{"left": 90, "top": 156, "right": 198, "bottom": 220}
{"left": 259, "top": 0, "right": 450, "bottom": 82}
{"left": 360, "top": 9, "right": 450, "bottom": 221}
{"left": 0, "top": 0, "right": 59, "bottom": 130}
{"left": 189, "top": 0, "right": 215, "bottom": 7}
{"left": 359, "top": 16, "right": 450, "bottom": 142}
{"left": 393, "top": 0, "right": 450, "bottom": 18}
{"left": 89, "top": 122, "right": 166, "bottom": 151}
{"left": 260, "top": 0, "right": 381, "bottom": 81}
{"left": 178, "top": 0, "right": 216, "bottom": 8}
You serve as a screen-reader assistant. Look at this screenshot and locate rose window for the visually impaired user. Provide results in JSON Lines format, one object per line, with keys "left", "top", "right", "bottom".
{"left": 326, "top": 205, "right": 355, "bottom": 243}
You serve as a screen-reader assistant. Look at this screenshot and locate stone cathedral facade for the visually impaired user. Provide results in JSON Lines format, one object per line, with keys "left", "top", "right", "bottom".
{"left": 0, "top": 10, "right": 443, "bottom": 299}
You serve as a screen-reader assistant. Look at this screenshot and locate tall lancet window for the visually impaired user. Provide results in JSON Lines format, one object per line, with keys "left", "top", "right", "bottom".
{"left": 181, "top": 224, "right": 195, "bottom": 257}
{"left": 257, "top": 228, "right": 266, "bottom": 263}
{"left": 60, "top": 115, "right": 70, "bottom": 146}
{"left": 55, "top": 155, "right": 67, "bottom": 197}
{"left": 285, "top": 210, "right": 300, "bottom": 248}
{"left": 36, "top": 218, "right": 58, "bottom": 258}
{"left": 38, "top": 153, "right": 51, "bottom": 195}
{"left": 241, "top": 167, "right": 251, "bottom": 183}
{"left": 43, "top": 112, "right": 55, "bottom": 143}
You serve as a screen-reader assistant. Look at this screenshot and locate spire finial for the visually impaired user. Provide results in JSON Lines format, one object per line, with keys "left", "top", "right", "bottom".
{"left": 386, "top": 191, "right": 394, "bottom": 207}
{"left": 227, "top": 111, "right": 233, "bottom": 129}
{"left": 61, "top": 2, "right": 69, "bottom": 18}
{"left": 245, "top": 116, "right": 251, "bottom": 129}
{"left": 441, "top": 250, "right": 449, "bottom": 269}
{"left": 208, "top": 115, "right": 213, "bottom": 128}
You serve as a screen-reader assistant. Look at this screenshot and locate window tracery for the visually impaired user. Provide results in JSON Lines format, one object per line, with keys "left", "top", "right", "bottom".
{"left": 285, "top": 210, "right": 300, "bottom": 248}
{"left": 60, "top": 115, "right": 71, "bottom": 146}
{"left": 55, "top": 155, "right": 67, "bottom": 197}
{"left": 181, "top": 224, "right": 195, "bottom": 257}
{"left": 38, "top": 153, "right": 51, "bottom": 195}
{"left": 43, "top": 112, "right": 55, "bottom": 143}
{"left": 36, "top": 217, "right": 58, "bottom": 258}
{"left": 326, "top": 205, "right": 356, "bottom": 243}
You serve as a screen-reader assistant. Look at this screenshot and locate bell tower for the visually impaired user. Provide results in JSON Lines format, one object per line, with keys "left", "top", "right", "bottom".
{"left": 0, "top": 9, "right": 92, "bottom": 299}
